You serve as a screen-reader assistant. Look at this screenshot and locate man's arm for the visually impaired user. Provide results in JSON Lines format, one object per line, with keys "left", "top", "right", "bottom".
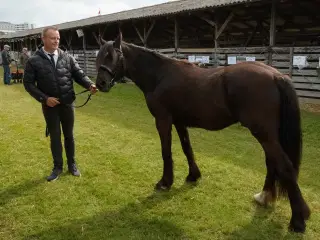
{"left": 23, "top": 60, "right": 49, "bottom": 104}
{"left": 19, "top": 55, "right": 24, "bottom": 67}
{"left": 69, "top": 55, "right": 94, "bottom": 89}
{"left": 1, "top": 51, "right": 5, "bottom": 63}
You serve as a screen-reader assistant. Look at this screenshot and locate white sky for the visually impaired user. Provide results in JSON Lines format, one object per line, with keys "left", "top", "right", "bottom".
{"left": 0, "top": 0, "right": 174, "bottom": 28}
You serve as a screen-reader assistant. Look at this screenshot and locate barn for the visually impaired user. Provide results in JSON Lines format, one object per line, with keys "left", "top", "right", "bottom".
{"left": 1, "top": 0, "right": 319, "bottom": 102}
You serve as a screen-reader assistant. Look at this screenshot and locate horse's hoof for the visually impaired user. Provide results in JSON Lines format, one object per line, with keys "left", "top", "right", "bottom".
{"left": 186, "top": 173, "right": 201, "bottom": 183}
{"left": 155, "top": 180, "right": 171, "bottom": 191}
{"left": 254, "top": 191, "right": 274, "bottom": 206}
{"left": 289, "top": 218, "right": 306, "bottom": 233}
{"left": 254, "top": 192, "right": 267, "bottom": 205}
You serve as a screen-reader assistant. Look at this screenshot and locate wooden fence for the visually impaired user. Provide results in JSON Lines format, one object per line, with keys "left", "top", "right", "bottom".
{"left": 157, "top": 46, "right": 320, "bottom": 100}
{"left": 12, "top": 46, "right": 320, "bottom": 100}
{"left": 173, "top": 46, "right": 320, "bottom": 100}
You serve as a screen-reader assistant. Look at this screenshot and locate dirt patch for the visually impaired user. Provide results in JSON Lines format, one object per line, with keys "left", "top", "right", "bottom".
{"left": 300, "top": 103, "right": 320, "bottom": 113}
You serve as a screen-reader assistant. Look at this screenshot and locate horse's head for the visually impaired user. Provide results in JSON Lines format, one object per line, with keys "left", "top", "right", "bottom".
{"left": 95, "top": 33, "right": 124, "bottom": 92}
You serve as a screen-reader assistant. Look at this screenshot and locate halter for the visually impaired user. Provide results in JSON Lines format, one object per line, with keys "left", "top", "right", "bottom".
{"left": 74, "top": 47, "right": 124, "bottom": 109}
{"left": 99, "top": 47, "right": 125, "bottom": 86}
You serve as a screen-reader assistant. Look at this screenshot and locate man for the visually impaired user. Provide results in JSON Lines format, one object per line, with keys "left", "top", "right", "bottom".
{"left": 23, "top": 26, "right": 98, "bottom": 181}
{"left": 19, "top": 47, "right": 30, "bottom": 70}
{"left": 1, "top": 44, "right": 13, "bottom": 85}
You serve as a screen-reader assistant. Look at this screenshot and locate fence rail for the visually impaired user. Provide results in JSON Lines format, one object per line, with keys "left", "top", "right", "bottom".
{"left": 10, "top": 46, "right": 320, "bottom": 100}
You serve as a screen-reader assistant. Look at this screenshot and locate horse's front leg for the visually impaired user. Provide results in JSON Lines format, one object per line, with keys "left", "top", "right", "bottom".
{"left": 174, "top": 124, "right": 201, "bottom": 183}
{"left": 155, "top": 115, "right": 173, "bottom": 190}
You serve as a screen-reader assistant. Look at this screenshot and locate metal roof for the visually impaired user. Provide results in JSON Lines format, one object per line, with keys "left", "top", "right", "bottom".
{"left": 0, "top": 0, "right": 261, "bottom": 40}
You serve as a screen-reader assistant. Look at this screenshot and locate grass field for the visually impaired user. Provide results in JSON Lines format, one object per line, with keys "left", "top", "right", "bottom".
{"left": 0, "top": 68, "right": 320, "bottom": 240}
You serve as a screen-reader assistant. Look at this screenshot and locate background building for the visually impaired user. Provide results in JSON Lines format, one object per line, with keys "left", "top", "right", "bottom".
{"left": 0, "top": 21, "right": 34, "bottom": 34}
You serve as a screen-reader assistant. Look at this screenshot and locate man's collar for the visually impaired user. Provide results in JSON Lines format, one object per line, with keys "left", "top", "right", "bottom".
{"left": 42, "top": 47, "right": 58, "bottom": 55}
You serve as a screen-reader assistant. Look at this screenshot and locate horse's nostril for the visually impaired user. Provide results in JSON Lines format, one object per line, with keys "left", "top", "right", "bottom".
{"left": 100, "top": 81, "right": 106, "bottom": 86}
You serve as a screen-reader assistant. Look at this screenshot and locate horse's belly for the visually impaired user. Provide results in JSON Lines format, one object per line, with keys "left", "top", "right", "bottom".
{"left": 173, "top": 110, "right": 236, "bottom": 130}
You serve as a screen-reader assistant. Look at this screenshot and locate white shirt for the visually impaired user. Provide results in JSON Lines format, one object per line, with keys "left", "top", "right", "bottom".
{"left": 42, "top": 47, "right": 58, "bottom": 67}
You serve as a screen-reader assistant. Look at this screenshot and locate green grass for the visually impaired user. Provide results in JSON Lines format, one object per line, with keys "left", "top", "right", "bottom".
{"left": 0, "top": 68, "right": 320, "bottom": 240}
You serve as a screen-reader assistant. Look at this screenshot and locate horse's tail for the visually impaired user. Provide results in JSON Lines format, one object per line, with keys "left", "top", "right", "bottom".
{"left": 274, "top": 74, "right": 302, "bottom": 196}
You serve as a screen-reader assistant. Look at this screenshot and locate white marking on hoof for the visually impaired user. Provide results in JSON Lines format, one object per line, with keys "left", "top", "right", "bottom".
{"left": 254, "top": 191, "right": 268, "bottom": 205}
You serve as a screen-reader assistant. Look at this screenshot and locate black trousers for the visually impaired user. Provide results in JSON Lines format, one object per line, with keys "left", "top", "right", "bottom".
{"left": 42, "top": 103, "right": 75, "bottom": 170}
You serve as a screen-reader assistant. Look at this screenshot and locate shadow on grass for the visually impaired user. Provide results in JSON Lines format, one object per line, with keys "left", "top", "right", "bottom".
{"left": 25, "top": 183, "right": 198, "bottom": 240}
{"left": 226, "top": 204, "right": 304, "bottom": 240}
{"left": 0, "top": 178, "right": 44, "bottom": 206}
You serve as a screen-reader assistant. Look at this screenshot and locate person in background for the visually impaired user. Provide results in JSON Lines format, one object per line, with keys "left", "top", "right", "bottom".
{"left": 19, "top": 47, "right": 30, "bottom": 70}
{"left": 23, "top": 26, "right": 98, "bottom": 181}
{"left": 1, "top": 44, "right": 14, "bottom": 85}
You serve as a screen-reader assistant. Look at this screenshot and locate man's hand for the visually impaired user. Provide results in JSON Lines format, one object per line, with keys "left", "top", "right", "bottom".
{"left": 46, "top": 97, "right": 60, "bottom": 107}
{"left": 89, "top": 84, "right": 98, "bottom": 95}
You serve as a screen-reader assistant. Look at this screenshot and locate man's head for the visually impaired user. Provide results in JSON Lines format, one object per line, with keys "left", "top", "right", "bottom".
{"left": 41, "top": 26, "right": 60, "bottom": 53}
{"left": 4, "top": 45, "right": 10, "bottom": 51}
{"left": 22, "top": 47, "right": 28, "bottom": 53}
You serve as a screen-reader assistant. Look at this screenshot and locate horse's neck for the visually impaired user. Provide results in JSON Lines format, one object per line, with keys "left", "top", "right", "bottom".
{"left": 122, "top": 43, "right": 172, "bottom": 91}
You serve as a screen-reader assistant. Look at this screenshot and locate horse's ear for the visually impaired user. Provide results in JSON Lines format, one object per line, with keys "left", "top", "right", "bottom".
{"left": 114, "top": 32, "right": 122, "bottom": 49}
{"left": 99, "top": 34, "right": 107, "bottom": 46}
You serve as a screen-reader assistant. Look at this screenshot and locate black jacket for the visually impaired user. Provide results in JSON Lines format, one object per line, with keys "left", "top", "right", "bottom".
{"left": 1, "top": 50, "right": 13, "bottom": 65}
{"left": 23, "top": 48, "right": 94, "bottom": 104}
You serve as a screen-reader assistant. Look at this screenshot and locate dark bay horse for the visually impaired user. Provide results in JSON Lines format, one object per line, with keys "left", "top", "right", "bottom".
{"left": 95, "top": 33, "right": 310, "bottom": 233}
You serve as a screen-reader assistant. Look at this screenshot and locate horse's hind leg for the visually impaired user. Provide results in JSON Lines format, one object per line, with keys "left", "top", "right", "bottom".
{"left": 174, "top": 124, "right": 201, "bottom": 182}
{"left": 252, "top": 130, "right": 310, "bottom": 232}
{"left": 254, "top": 156, "right": 277, "bottom": 205}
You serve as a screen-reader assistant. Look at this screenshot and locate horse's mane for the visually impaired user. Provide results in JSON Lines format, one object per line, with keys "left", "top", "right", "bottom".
{"left": 122, "top": 42, "right": 195, "bottom": 66}
{"left": 98, "top": 40, "right": 197, "bottom": 67}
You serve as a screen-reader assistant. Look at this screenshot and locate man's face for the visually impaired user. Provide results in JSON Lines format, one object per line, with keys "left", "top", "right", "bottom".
{"left": 42, "top": 29, "right": 60, "bottom": 51}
